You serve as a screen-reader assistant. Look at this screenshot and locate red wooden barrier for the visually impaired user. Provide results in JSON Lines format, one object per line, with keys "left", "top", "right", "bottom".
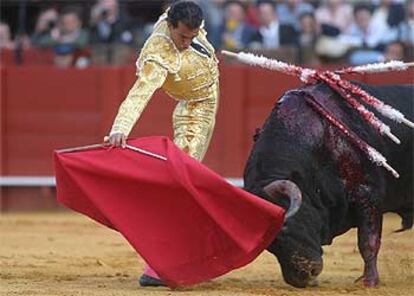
{"left": 0, "top": 48, "right": 54, "bottom": 66}
{"left": 244, "top": 67, "right": 302, "bottom": 158}
{"left": 0, "top": 66, "right": 6, "bottom": 176}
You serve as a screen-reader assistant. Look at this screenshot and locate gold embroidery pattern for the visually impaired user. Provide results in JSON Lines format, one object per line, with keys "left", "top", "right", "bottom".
{"left": 137, "top": 33, "right": 181, "bottom": 74}
{"left": 173, "top": 84, "right": 219, "bottom": 161}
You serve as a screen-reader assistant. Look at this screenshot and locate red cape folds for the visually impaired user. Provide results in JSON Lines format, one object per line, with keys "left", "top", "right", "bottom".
{"left": 54, "top": 136, "right": 285, "bottom": 287}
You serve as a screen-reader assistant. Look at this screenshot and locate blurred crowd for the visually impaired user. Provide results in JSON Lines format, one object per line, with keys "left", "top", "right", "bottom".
{"left": 1, "top": 0, "right": 413, "bottom": 68}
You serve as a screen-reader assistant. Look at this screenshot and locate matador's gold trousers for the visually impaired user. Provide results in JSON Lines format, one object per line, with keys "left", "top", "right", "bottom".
{"left": 172, "top": 84, "right": 219, "bottom": 162}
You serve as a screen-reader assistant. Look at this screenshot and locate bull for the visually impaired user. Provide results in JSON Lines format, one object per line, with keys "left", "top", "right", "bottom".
{"left": 243, "top": 82, "right": 413, "bottom": 288}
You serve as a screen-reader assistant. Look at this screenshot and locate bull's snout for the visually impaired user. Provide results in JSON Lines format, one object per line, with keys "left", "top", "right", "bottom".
{"left": 282, "top": 257, "right": 323, "bottom": 288}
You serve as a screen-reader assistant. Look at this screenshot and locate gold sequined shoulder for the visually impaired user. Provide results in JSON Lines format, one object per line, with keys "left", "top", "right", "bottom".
{"left": 136, "top": 33, "right": 181, "bottom": 74}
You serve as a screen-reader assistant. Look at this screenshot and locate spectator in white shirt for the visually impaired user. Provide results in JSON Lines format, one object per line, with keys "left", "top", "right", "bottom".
{"left": 370, "top": 0, "right": 406, "bottom": 47}
{"left": 315, "top": 0, "right": 353, "bottom": 33}
{"left": 342, "top": 3, "right": 382, "bottom": 49}
{"left": 400, "top": 0, "right": 414, "bottom": 45}
{"left": 276, "top": 0, "right": 314, "bottom": 30}
{"left": 256, "top": 0, "right": 297, "bottom": 50}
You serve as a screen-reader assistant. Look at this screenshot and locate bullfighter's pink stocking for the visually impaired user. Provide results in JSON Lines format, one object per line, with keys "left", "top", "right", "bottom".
{"left": 144, "top": 264, "right": 161, "bottom": 279}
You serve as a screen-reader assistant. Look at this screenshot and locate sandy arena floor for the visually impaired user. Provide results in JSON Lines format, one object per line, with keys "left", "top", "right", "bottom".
{"left": 0, "top": 212, "right": 413, "bottom": 296}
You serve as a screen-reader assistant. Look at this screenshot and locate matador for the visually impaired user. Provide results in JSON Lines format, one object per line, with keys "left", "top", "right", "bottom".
{"left": 107, "top": 2, "right": 219, "bottom": 162}
{"left": 105, "top": 1, "right": 219, "bottom": 287}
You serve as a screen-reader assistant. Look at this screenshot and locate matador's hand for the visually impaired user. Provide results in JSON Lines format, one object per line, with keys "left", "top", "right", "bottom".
{"left": 103, "top": 133, "right": 127, "bottom": 148}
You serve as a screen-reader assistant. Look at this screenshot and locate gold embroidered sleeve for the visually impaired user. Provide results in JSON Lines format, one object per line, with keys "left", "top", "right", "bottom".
{"left": 109, "top": 61, "right": 168, "bottom": 136}
{"left": 137, "top": 34, "right": 180, "bottom": 74}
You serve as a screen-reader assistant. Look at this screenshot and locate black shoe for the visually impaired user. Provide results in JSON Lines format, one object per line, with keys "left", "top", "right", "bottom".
{"left": 139, "top": 274, "right": 165, "bottom": 287}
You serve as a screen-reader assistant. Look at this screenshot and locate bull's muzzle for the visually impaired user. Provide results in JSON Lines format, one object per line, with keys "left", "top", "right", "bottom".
{"left": 285, "top": 257, "right": 323, "bottom": 288}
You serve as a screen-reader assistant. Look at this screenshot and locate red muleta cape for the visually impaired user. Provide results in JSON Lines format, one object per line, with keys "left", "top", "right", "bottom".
{"left": 54, "top": 136, "right": 285, "bottom": 287}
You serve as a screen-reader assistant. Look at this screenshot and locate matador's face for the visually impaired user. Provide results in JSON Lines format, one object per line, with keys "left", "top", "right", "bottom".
{"left": 168, "top": 21, "right": 200, "bottom": 51}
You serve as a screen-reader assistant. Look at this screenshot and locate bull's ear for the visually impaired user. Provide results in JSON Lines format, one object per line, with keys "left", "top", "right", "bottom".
{"left": 263, "top": 180, "right": 302, "bottom": 219}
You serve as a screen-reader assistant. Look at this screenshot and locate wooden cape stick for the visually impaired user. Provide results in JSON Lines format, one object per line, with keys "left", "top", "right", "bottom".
{"left": 57, "top": 143, "right": 167, "bottom": 161}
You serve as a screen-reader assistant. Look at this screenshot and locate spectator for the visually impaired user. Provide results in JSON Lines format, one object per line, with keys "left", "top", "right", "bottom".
{"left": 370, "top": 0, "right": 406, "bottom": 47}
{"left": 342, "top": 3, "right": 382, "bottom": 49}
{"left": 0, "top": 22, "right": 15, "bottom": 49}
{"left": 400, "top": 0, "right": 414, "bottom": 45}
{"left": 90, "top": 0, "right": 136, "bottom": 45}
{"left": 89, "top": 0, "right": 138, "bottom": 65}
{"left": 219, "top": 0, "right": 259, "bottom": 50}
{"left": 195, "top": 0, "right": 226, "bottom": 48}
{"left": 255, "top": 0, "right": 298, "bottom": 49}
{"left": 315, "top": 0, "right": 353, "bottom": 33}
{"left": 383, "top": 40, "right": 406, "bottom": 61}
{"left": 349, "top": 40, "right": 407, "bottom": 65}
{"left": 52, "top": 6, "right": 90, "bottom": 68}
{"left": 344, "top": 4, "right": 386, "bottom": 65}
{"left": 31, "top": 6, "right": 88, "bottom": 50}
{"left": 242, "top": 0, "right": 261, "bottom": 28}
{"left": 297, "top": 12, "right": 321, "bottom": 64}
{"left": 298, "top": 11, "right": 320, "bottom": 48}
{"left": 31, "top": 7, "right": 59, "bottom": 48}
{"left": 371, "top": 0, "right": 404, "bottom": 28}
{"left": 276, "top": 0, "right": 314, "bottom": 30}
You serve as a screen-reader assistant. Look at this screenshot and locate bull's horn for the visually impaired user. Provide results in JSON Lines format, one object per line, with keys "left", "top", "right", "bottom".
{"left": 264, "top": 180, "right": 302, "bottom": 219}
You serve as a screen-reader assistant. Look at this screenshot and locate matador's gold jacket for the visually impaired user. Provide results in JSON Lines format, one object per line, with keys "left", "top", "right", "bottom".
{"left": 110, "top": 13, "right": 219, "bottom": 161}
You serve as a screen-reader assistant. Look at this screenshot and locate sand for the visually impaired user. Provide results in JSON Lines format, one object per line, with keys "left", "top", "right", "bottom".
{"left": 0, "top": 212, "right": 413, "bottom": 296}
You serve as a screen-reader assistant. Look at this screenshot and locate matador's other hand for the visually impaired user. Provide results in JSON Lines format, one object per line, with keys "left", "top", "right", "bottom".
{"left": 104, "top": 133, "right": 127, "bottom": 148}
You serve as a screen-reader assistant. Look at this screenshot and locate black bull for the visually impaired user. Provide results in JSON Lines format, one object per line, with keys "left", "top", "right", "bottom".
{"left": 244, "top": 82, "right": 413, "bottom": 288}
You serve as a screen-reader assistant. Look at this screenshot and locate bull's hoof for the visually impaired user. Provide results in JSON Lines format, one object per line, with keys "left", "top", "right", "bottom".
{"left": 354, "top": 275, "right": 379, "bottom": 287}
{"left": 139, "top": 274, "right": 166, "bottom": 287}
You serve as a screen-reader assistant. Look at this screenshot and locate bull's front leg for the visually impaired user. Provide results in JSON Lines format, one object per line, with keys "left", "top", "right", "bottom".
{"left": 354, "top": 193, "right": 383, "bottom": 287}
